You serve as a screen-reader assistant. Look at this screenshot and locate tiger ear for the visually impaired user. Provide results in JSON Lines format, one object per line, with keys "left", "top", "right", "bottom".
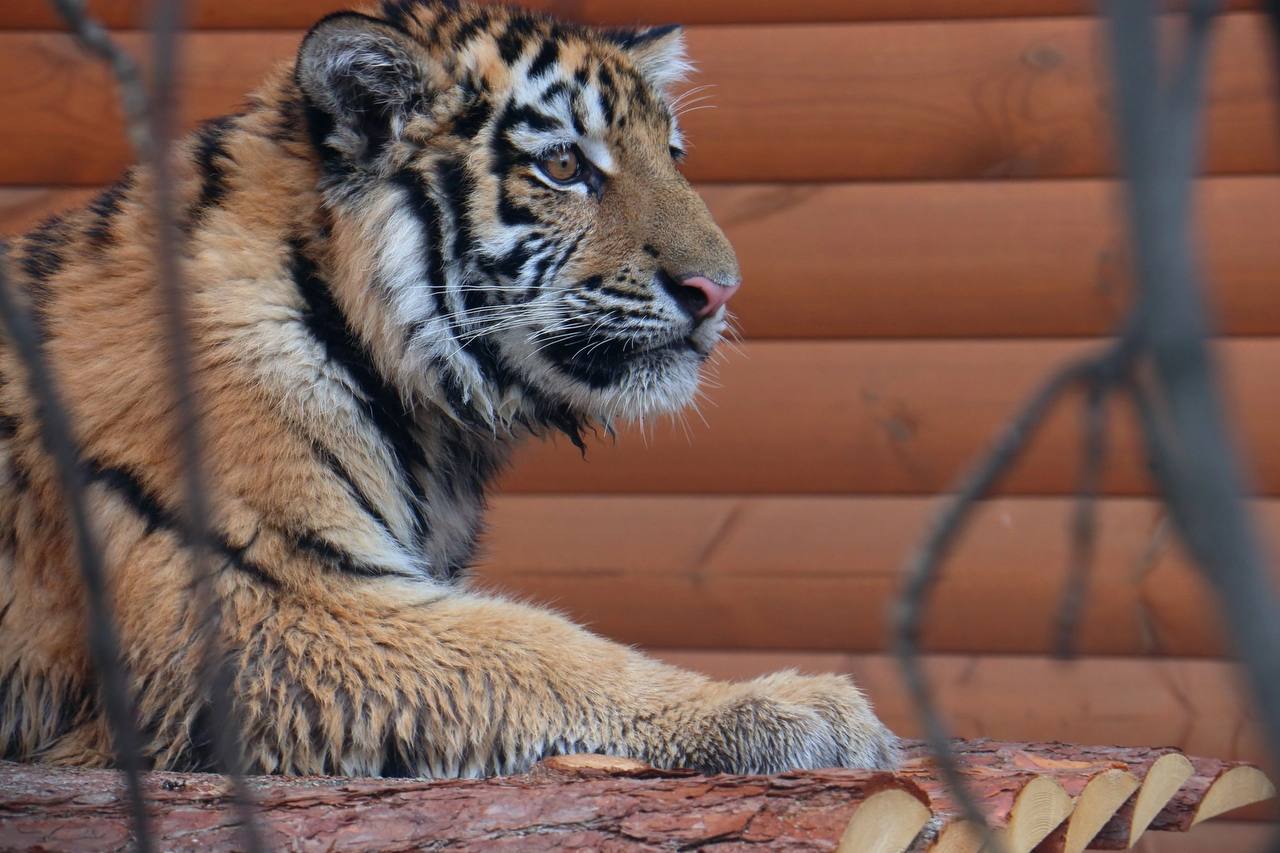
{"left": 296, "top": 12, "right": 429, "bottom": 162}
{"left": 606, "top": 24, "right": 691, "bottom": 92}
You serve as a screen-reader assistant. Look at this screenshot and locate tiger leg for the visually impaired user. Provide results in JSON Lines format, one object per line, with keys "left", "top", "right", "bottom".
{"left": 224, "top": 591, "right": 900, "bottom": 777}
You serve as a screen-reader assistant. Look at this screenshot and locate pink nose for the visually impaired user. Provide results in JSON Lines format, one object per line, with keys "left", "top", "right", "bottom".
{"left": 681, "top": 275, "right": 741, "bottom": 319}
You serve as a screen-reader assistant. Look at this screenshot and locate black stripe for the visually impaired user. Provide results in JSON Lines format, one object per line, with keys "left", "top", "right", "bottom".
{"left": 85, "top": 461, "right": 280, "bottom": 588}
{"left": 497, "top": 18, "right": 538, "bottom": 65}
{"left": 390, "top": 171, "right": 451, "bottom": 324}
{"left": 451, "top": 93, "right": 493, "bottom": 139}
{"left": 392, "top": 170, "right": 505, "bottom": 426}
{"left": 436, "top": 157, "right": 476, "bottom": 263}
{"left": 452, "top": 10, "right": 490, "bottom": 49}
{"left": 603, "top": 24, "right": 681, "bottom": 50}
{"left": 539, "top": 80, "right": 569, "bottom": 105}
{"left": 189, "top": 116, "right": 238, "bottom": 223}
{"left": 568, "top": 94, "right": 587, "bottom": 136}
{"left": 494, "top": 102, "right": 560, "bottom": 139}
{"left": 293, "top": 530, "right": 409, "bottom": 579}
{"left": 497, "top": 191, "right": 539, "bottom": 227}
{"left": 527, "top": 39, "right": 560, "bottom": 79}
{"left": 597, "top": 65, "right": 618, "bottom": 127}
{"left": 288, "top": 241, "right": 430, "bottom": 537}
{"left": 492, "top": 242, "right": 533, "bottom": 280}
{"left": 85, "top": 173, "right": 133, "bottom": 250}
{"left": 20, "top": 215, "right": 67, "bottom": 285}
{"left": 310, "top": 440, "right": 399, "bottom": 544}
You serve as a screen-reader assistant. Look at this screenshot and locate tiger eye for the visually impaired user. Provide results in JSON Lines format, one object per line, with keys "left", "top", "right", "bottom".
{"left": 540, "top": 148, "right": 581, "bottom": 183}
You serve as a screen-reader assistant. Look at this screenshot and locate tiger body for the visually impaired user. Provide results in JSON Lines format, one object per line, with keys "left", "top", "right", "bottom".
{"left": 0, "top": 0, "right": 898, "bottom": 777}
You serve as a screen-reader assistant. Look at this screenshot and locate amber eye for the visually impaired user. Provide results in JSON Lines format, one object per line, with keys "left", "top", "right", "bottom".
{"left": 538, "top": 147, "right": 582, "bottom": 184}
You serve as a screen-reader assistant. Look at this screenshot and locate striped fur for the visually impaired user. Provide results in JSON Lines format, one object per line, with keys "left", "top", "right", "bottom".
{"left": 0, "top": 0, "right": 898, "bottom": 777}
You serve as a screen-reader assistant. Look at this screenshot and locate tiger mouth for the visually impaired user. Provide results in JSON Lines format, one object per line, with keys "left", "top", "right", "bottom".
{"left": 541, "top": 333, "right": 703, "bottom": 389}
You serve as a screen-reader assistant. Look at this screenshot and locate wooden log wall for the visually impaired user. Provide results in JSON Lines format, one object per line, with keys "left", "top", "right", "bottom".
{"left": 2, "top": 1, "right": 1277, "bottom": 844}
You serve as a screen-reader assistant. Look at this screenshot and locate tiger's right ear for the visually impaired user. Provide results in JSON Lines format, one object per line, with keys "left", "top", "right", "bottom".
{"left": 295, "top": 12, "right": 429, "bottom": 163}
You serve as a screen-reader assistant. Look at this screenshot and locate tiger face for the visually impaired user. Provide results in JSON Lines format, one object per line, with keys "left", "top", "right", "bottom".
{"left": 296, "top": 2, "right": 740, "bottom": 429}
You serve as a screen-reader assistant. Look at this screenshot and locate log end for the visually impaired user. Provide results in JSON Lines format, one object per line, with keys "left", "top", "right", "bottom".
{"left": 1062, "top": 768, "right": 1140, "bottom": 853}
{"left": 1128, "top": 752, "right": 1195, "bottom": 846}
{"left": 1191, "top": 765, "right": 1277, "bottom": 826}
{"left": 837, "top": 787, "right": 932, "bottom": 853}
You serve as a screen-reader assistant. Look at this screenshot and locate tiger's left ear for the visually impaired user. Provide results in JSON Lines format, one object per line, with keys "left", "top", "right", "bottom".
{"left": 606, "top": 25, "right": 691, "bottom": 92}
{"left": 296, "top": 12, "right": 430, "bottom": 163}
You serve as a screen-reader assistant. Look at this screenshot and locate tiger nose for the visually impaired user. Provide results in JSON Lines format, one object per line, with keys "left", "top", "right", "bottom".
{"left": 679, "top": 275, "right": 740, "bottom": 319}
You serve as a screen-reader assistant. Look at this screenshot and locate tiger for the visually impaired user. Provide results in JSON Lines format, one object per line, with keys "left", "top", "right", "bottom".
{"left": 0, "top": 0, "right": 899, "bottom": 778}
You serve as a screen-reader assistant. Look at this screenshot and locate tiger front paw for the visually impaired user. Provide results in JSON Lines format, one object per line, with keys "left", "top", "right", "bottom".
{"left": 666, "top": 670, "right": 900, "bottom": 775}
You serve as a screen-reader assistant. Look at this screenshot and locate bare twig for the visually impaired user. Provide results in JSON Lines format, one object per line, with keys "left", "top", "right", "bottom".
{"left": 895, "top": 2, "right": 1280, "bottom": 849}
{"left": 49, "top": 1, "right": 262, "bottom": 849}
{"left": 893, "top": 350, "right": 1108, "bottom": 850}
{"left": 1053, "top": 375, "right": 1111, "bottom": 658}
{"left": 0, "top": 253, "right": 154, "bottom": 853}
{"left": 1105, "top": 7, "right": 1280, "bottom": 852}
{"left": 1109, "top": 0, "right": 1272, "bottom": 823}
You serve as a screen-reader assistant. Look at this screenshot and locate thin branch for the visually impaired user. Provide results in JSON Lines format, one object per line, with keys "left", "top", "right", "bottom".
{"left": 49, "top": 1, "right": 262, "bottom": 849}
{"left": 0, "top": 252, "right": 154, "bottom": 853}
{"left": 1053, "top": 376, "right": 1111, "bottom": 658}
{"left": 893, "top": 351, "right": 1104, "bottom": 851}
{"left": 1103, "top": 0, "right": 1280, "bottom": 771}
{"left": 145, "top": 4, "right": 264, "bottom": 850}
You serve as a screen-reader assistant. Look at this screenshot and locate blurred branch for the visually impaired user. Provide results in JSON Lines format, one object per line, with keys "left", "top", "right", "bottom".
{"left": 896, "top": 2, "right": 1280, "bottom": 849}
{"left": 0, "top": 255, "right": 153, "bottom": 853}
{"left": 49, "top": 1, "right": 262, "bottom": 850}
{"left": 892, "top": 343, "right": 1134, "bottom": 851}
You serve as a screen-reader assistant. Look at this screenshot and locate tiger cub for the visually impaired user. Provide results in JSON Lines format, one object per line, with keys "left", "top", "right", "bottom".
{"left": 0, "top": 0, "right": 899, "bottom": 776}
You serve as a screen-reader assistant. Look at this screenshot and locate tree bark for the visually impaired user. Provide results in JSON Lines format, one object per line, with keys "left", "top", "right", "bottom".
{"left": 0, "top": 743, "right": 1271, "bottom": 852}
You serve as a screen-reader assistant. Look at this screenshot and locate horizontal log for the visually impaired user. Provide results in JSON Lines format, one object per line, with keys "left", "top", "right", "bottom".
{"left": 1, "top": 0, "right": 1265, "bottom": 28}
{"left": 0, "top": 744, "right": 1268, "bottom": 852}
{"left": 0, "top": 757, "right": 929, "bottom": 851}
{"left": 2, "top": 15, "right": 1277, "bottom": 185}
{"left": 499, "top": 339, "right": 1280, "bottom": 496}
{"left": 6, "top": 177, "right": 1280, "bottom": 339}
{"left": 653, "top": 652, "right": 1271, "bottom": 775}
{"left": 474, "top": 496, "right": 1280, "bottom": 657}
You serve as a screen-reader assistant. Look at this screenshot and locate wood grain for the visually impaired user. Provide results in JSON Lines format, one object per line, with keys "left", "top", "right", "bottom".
{"left": 498, "top": 339, "right": 1280, "bottom": 496}
{"left": 7, "top": 177, "right": 1279, "bottom": 339}
{"left": 3, "top": 0, "right": 1264, "bottom": 29}
{"left": 1, "top": 15, "right": 1277, "bottom": 185}
{"left": 1129, "top": 823, "right": 1275, "bottom": 852}
{"left": 654, "top": 651, "right": 1270, "bottom": 772}
{"left": 0, "top": 759, "right": 928, "bottom": 851}
{"left": 474, "top": 496, "right": 1280, "bottom": 657}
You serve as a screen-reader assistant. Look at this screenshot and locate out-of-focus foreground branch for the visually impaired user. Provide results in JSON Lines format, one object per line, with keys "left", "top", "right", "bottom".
{"left": 893, "top": 2, "right": 1280, "bottom": 850}
{"left": 43, "top": 1, "right": 262, "bottom": 850}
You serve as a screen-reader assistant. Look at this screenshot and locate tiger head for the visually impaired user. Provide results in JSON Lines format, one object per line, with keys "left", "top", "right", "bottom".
{"left": 294, "top": 1, "right": 740, "bottom": 432}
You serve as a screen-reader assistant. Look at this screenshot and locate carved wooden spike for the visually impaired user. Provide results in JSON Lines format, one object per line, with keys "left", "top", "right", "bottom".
{"left": 838, "top": 787, "right": 932, "bottom": 853}
{"left": 1191, "top": 765, "right": 1277, "bottom": 826}
{"left": 1124, "top": 752, "right": 1195, "bottom": 846}
{"left": 923, "top": 778, "right": 1074, "bottom": 853}
{"left": 929, "top": 819, "right": 984, "bottom": 853}
{"left": 1061, "top": 768, "right": 1140, "bottom": 853}
{"left": 1002, "top": 776, "right": 1075, "bottom": 852}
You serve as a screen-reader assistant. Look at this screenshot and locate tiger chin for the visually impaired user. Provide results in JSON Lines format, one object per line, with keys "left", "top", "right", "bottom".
{"left": 0, "top": 0, "right": 899, "bottom": 777}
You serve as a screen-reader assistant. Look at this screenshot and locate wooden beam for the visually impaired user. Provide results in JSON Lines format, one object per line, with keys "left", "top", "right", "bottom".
{"left": 0, "top": 744, "right": 1269, "bottom": 851}
{"left": 496, "top": 339, "right": 1280, "bottom": 497}
{"left": 475, "top": 495, "right": 1280, "bottom": 657}
{"left": 1, "top": 0, "right": 1264, "bottom": 29}
{"left": 1, "top": 16, "right": 1276, "bottom": 185}
{"left": 653, "top": 651, "right": 1272, "bottom": 775}
{"left": 6, "top": 178, "right": 1280, "bottom": 340}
